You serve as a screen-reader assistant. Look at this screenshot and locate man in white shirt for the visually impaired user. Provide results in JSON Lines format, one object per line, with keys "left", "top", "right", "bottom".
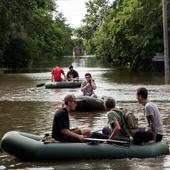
{"left": 133, "top": 87, "right": 163, "bottom": 144}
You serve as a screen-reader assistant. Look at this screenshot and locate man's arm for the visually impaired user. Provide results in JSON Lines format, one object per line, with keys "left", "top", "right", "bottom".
{"left": 81, "top": 81, "right": 89, "bottom": 91}
{"left": 90, "top": 80, "right": 97, "bottom": 90}
{"left": 147, "top": 115, "right": 155, "bottom": 136}
{"left": 51, "top": 71, "right": 54, "bottom": 82}
{"left": 145, "top": 105, "right": 155, "bottom": 136}
{"left": 61, "top": 128, "right": 85, "bottom": 142}
{"left": 109, "top": 121, "right": 121, "bottom": 139}
{"left": 73, "top": 71, "right": 79, "bottom": 80}
{"left": 61, "top": 69, "right": 66, "bottom": 80}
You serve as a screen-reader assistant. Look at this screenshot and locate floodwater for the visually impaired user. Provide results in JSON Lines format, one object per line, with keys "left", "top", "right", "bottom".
{"left": 0, "top": 56, "right": 170, "bottom": 170}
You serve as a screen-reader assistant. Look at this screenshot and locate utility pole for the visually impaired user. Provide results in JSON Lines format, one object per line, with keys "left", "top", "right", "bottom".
{"left": 162, "top": 0, "right": 169, "bottom": 83}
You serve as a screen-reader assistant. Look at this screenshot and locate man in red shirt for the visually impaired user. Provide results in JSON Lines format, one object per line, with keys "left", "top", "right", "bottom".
{"left": 51, "top": 66, "right": 66, "bottom": 82}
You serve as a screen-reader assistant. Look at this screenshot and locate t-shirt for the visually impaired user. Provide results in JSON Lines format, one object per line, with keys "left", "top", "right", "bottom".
{"left": 52, "top": 108, "right": 70, "bottom": 142}
{"left": 66, "top": 69, "right": 79, "bottom": 79}
{"left": 81, "top": 80, "right": 95, "bottom": 96}
{"left": 107, "top": 110, "right": 128, "bottom": 138}
{"left": 51, "top": 67, "right": 64, "bottom": 81}
{"left": 144, "top": 102, "right": 163, "bottom": 137}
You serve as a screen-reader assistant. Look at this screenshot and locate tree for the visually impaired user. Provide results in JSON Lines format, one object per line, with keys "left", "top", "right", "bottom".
{"left": 94, "top": 0, "right": 165, "bottom": 71}
{"left": 0, "top": 0, "right": 73, "bottom": 69}
{"left": 77, "top": 0, "right": 110, "bottom": 54}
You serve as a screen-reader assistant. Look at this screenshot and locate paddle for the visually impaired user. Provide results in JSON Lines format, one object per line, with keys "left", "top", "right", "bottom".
{"left": 84, "top": 137, "right": 130, "bottom": 144}
{"left": 36, "top": 83, "right": 45, "bottom": 87}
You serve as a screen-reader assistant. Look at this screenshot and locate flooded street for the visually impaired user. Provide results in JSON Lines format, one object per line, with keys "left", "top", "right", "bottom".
{"left": 0, "top": 56, "right": 170, "bottom": 169}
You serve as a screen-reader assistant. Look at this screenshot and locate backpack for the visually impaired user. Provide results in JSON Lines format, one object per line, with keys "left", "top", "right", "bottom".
{"left": 113, "top": 108, "right": 138, "bottom": 129}
{"left": 123, "top": 112, "right": 138, "bottom": 129}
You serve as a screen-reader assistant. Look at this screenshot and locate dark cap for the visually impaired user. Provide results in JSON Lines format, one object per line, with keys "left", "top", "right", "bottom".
{"left": 69, "top": 65, "right": 73, "bottom": 69}
{"left": 64, "top": 94, "right": 81, "bottom": 102}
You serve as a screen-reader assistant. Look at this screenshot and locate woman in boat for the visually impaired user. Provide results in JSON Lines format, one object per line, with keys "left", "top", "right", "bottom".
{"left": 133, "top": 87, "right": 163, "bottom": 145}
{"left": 52, "top": 94, "right": 91, "bottom": 142}
{"left": 81, "top": 73, "right": 97, "bottom": 98}
{"left": 66, "top": 65, "right": 79, "bottom": 81}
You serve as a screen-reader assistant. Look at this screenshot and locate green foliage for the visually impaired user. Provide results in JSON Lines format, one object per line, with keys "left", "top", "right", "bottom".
{"left": 78, "top": 0, "right": 110, "bottom": 54}
{"left": 3, "top": 38, "right": 35, "bottom": 68}
{"left": 107, "top": 0, "right": 163, "bottom": 71}
{"left": 0, "top": 0, "right": 73, "bottom": 69}
{"left": 77, "top": 0, "right": 169, "bottom": 71}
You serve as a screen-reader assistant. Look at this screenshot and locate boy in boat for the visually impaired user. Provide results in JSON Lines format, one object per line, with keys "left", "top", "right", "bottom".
{"left": 133, "top": 87, "right": 163, "bottom": 144}
{"left": 52, "top": 94, "right": 91, "bottom": 142}
{"left": 66, "top": 65, "right": 79, "bottom": 81}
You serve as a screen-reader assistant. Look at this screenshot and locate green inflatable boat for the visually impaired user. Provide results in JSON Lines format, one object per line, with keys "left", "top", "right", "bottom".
{"left": 45, "top": 80, "right": 82, "bottom": 89}
{"left": 1, "top": 131, "right": 169, "bottom": 161}
{"left": 75, "top": 96, "right": 105, "bottom": 111}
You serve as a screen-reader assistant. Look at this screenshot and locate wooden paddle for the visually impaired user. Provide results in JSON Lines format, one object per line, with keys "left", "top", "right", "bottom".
{"left": 84, "top": 137, "right": 130, "bottom": 144}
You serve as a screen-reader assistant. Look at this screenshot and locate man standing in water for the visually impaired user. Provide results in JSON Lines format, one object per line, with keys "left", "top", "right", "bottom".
{"left": 133, "top": 87, "right": 163, "bottom": 144}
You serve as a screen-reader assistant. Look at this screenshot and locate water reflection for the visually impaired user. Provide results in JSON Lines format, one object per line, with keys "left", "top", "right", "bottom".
{"left": 0, "top": 56, "right": 170, "bottom": 169}
{"left": 103, "top": 70, "right": 165, "bottom": 85}
{"left": 0, "top": 101, "right": 55, "bottom": 137}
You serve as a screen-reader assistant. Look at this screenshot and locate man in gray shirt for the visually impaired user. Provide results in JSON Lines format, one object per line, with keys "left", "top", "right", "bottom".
{"left": 81, "top": 73, "right": 97, "bottom": 98}
{"left": 133, "top": 87, "right": 163, "bottom": 144}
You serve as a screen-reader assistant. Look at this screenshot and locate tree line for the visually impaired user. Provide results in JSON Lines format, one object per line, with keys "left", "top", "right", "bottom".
{"left": 75, "top": 0, "right": 170, "bottom": 71}
{"left": 1, "top": 0, "right": 169, "bottom": 71}
{"left": 0, "top": 0, "right": 75, "bottom": 69}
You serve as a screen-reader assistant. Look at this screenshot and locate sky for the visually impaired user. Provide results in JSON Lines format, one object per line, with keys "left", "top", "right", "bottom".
{"left": 57, "top": 0, "right": 88, "bottom": 28}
